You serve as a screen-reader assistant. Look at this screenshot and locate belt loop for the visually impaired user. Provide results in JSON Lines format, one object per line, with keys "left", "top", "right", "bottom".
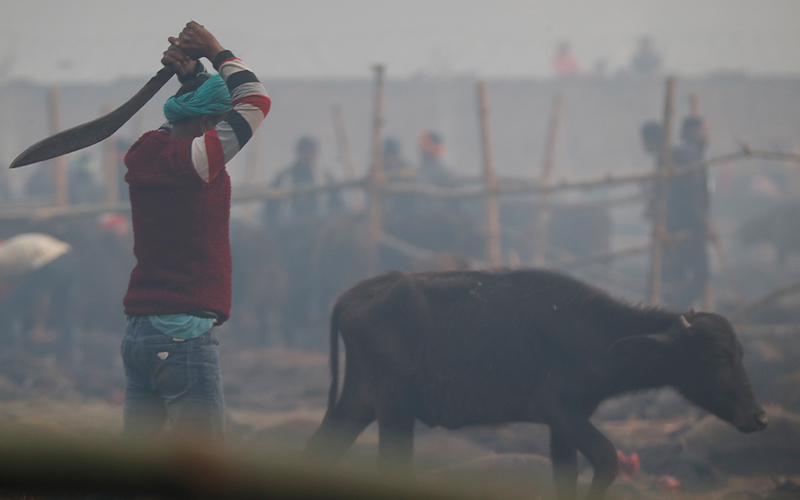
{"left": 125, "top": 316, "right": 136, "bottom": 340}
{"left": 128, "top": 315, "right": 145, "bottom": 340}
{"left": 133, "top": 315, "right": 143, "bottom": 339}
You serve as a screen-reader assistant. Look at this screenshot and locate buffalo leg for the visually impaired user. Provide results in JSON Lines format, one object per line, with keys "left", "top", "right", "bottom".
{"left": 304, "top": 364, "right": 375, "bottom": 463}
{"left": 551, "top": 415, "right": 617, "bottom": 500}
{"left": 376, "top": 388, "right": 416, "bottom": 476}
{"left": 535, "top": 384, "right": 617, "bottom": 500}
{"left": 550, "top": 429, "right": 579, "bottom": 500}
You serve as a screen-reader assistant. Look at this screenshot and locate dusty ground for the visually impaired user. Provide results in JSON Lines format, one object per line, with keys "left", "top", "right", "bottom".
{"left": 1, "top": 328, "right": 799, "bottom": 500}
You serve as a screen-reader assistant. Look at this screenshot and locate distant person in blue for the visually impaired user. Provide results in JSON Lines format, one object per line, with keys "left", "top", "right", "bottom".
{"left": 630, "top": 36, "right": 662, "bottom": 77}
{"left": 662, "top": 115, "right": 711, "bottom": 309}
{"left": 382, "top": 136, "right": 417, "bottom": 215}
{"left": 266, "top": 136, "right": 320, "bottom": 223}
{"left": 641, "top": 116, "right": 711, "bottom": 309}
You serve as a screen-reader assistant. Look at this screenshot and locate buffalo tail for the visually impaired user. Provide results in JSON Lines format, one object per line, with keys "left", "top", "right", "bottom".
{"left": 327, "top": 303, "right": 340, "bottom": 415}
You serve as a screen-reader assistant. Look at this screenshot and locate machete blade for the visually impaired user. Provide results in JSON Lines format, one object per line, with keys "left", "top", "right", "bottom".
{"left": 9, "top": 67, "right": 174, "bottom": 169}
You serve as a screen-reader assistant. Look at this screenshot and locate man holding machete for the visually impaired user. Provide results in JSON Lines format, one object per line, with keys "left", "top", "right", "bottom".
{"left": 121, "top": 21, "right": 271, "bottom": 443}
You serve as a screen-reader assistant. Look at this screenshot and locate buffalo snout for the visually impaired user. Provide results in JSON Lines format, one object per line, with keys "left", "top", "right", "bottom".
{"left": 735, "top": 409, "right": 768, "bottom": 433}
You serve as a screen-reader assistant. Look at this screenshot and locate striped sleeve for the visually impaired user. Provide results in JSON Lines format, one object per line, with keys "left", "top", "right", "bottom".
{"left": 190, "top": 52, "right": 271, "bottom": 183}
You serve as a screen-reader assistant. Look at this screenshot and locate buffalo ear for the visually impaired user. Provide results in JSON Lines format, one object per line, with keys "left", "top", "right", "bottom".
{"left": 610, "top": 333, "right": 674, "bottom": 364}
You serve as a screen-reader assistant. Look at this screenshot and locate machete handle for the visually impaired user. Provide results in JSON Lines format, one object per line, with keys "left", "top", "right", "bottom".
{"left": 9, "top": 67, "right": 175, "bottom": 169}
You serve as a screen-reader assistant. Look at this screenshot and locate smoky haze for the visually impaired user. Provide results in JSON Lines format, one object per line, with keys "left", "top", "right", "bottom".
{"left": 1, "top": 0, "right": 799, "bottom": 84}
{"left": 1, "top": 2, "right": 800, "bottom": 498}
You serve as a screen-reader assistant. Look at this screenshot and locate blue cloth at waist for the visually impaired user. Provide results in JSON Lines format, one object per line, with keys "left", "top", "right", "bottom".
{"left": 126, "top": 314, "right": 215, "bottom": 339}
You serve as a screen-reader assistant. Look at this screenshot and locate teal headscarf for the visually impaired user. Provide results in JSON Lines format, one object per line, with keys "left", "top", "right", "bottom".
{"left": 163, "top": 73, "right": 232, "bottom": 124}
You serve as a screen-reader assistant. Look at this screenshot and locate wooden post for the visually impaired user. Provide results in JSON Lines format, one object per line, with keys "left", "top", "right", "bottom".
{"left": 648, "top": 76, "right": 676, "bottom": 306}
{"left": 539, "top": 94, "right": 563, "bottom": 183}
{"left": 100, "top": 105, "right": 120, "bottom": 204}
{"left": 689, "top": 92, "right": 714, "bottom": 310}
{"left": 239, "top": 131, "right": 262, "bottom": 221}
{"left": 245, "top": 130, "right": 261, "bottom": 185}
{"left": 331, "top": 104, "right": 356, "bottom": 181}
{"left": 690, "top": 92, "right": 700, "bottom": 116}
{"left": 702, "top": 281, "right": 714, "bottom": 311}
{"left": 331, "top": 103, "right": 363, "bottom": 211}
{"left": 477, "top": 81, "right": 503, "bottom": 267}
{"left": 48, "top": 87, "right": 69, "bottom": 206}
{"left": 367, "top": 65, "right": 387, "bottom": 274}
{"left": 531, "top": 93, "right": 563, "bottom": 266}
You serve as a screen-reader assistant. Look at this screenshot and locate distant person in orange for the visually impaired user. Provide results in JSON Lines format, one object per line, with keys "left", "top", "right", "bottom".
{"left": 553, "top": 41, "right": 579, "bottom": 76}
{"left": 418, "top": 131, "right": 455, "bottom": 187}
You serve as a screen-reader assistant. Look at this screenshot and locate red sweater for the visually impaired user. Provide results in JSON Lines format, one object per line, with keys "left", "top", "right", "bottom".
{"left": 123, "top": 52, "right": 271, "bottom": 324}
{"left": 124, "top": 132, "right": 234, "bottom": 322}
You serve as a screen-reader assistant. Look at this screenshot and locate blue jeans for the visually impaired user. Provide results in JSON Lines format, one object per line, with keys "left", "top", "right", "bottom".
{"left": 121, "top": 316, "right": 224, "bottom": 442}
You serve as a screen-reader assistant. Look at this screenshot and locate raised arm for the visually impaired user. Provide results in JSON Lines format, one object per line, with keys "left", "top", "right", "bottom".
{"left": 176, "top": 22, "right": 272, "bottom": 183}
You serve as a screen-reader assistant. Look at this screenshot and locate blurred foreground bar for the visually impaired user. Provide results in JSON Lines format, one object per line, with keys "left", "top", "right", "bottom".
{"left": 0, "top": 431, "right": 462, "bottom": 499}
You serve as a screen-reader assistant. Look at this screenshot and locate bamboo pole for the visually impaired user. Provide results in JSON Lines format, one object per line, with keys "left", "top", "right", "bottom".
{"left": 689, "top": 91, "right": 715, "bottom": 310}
{"left": 2, "top": 150, "right": 798, "bottom": 222}
{"left": 367, "top": 65, "right": 387, "bottom": 274}
{"left": 554, "top": 230, "right": 691, "bottom": 270}
{"left": 331, "top": 103, "right": 356, "bottom": 181}
{"left": 48, "top": 87, "right": 69, "bottom": 206}
{"left": 245, "top": 129, "right": 261, "bottom": 186}
{"left": 539, "top": 94, "right": 563, "bottom": 183}
{"left": 100, "top": 105, "right": 119, "bottom": 204}
{"left": 531, "top": 94, "right": 563, "bottom": 266}
{"left": 735, "top": 323, "right": 800, "bottom": 337}
{"left": 375, "top": 149, "right": 800, "bottom": 200}
{"left": 648, "top": 76, "right": 676, "bottom": 306}
{"left": 690, "top": 92, "right": 700, "bottom": 116}
{"left": 733, "top": 281, "right": 800, "bottom": 323}
{"left": 239, "top": 129, "right": 262, "bottom": 221}
{"left": 477, "top": 81, "right": 503, "bottom": 267}
{"left": 331, "top": 103, "right": 363, "bottom": 211}
{"left": 0, "top": 146, "right": 800, "bottom": 220}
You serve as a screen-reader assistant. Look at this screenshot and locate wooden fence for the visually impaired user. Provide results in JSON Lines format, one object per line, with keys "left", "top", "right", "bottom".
{"left": 3, "top": 75, "right": 800, "bottom": 311}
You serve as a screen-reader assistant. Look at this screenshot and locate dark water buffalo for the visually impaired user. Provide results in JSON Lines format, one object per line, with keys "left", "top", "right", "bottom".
{"left": 304, "top": 268, "right": 767, "bottom": 500}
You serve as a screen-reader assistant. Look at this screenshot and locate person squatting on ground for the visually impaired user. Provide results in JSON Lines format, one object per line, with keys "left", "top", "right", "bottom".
{"left": 0, "top": 233, "right": 79, "bottom": 362}
{"left": 121, "top": 22, "right": 271, "bottom": 443}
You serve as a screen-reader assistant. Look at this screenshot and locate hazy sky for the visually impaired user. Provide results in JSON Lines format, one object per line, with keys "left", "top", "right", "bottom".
{"left": 1, "top": 0, "right": 799, "bottom": 83}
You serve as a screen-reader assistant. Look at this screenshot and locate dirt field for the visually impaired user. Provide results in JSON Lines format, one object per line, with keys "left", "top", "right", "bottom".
{"left": 1, "top": 327, "right": 799, "bottom": 500}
